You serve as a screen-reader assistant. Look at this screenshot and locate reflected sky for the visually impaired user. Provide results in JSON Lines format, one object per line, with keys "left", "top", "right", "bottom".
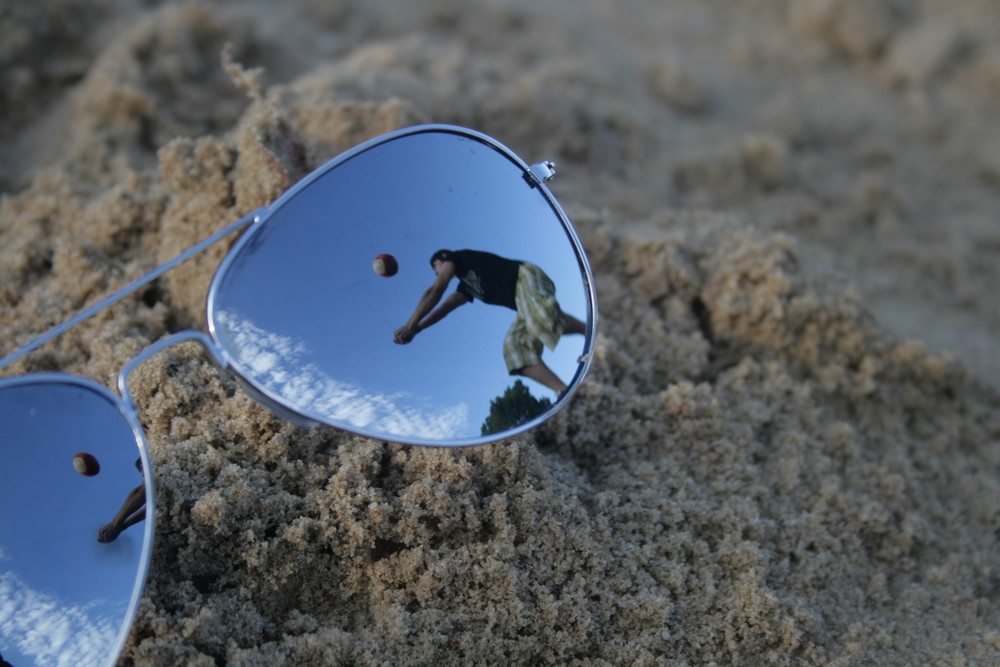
{"left": 0, "top": 572, "right": 116, "bottom": 667}
{"left": 216, "top": 310, "right": 471, "bottom": 439}
{"left": 211, "top": 131, "right": 589, "bottom": 442}
{"left": 0, "top": 382, "right": 146, "bottom": 667}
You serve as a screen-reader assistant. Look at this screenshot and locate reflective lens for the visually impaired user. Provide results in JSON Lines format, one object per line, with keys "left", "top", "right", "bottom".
{"left": 209, "top": 127, "right": 594, "bottom": 445}
{"left": 0, "top": 376, "right": 152, "bottom": 667}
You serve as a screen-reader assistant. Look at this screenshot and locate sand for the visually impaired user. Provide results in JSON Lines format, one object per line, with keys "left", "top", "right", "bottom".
{"left": 2, "top": 0, "right": 999, "bottom": 664}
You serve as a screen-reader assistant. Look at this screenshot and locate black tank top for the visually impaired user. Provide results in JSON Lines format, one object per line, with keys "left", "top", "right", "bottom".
{"left": 446, "top": 249, "right": 522, "bottom": 310}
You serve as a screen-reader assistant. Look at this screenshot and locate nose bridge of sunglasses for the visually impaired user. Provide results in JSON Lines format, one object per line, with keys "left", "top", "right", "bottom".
{"left": 116, "top": 330, "right": 229, "bottom": 412}
{"left": 116, "top": 328, "right": 321, "bottom": 429}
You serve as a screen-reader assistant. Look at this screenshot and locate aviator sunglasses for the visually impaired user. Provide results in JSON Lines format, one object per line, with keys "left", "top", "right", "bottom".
{"left": 0, "top": 125, "right": 597, "bottom": 666}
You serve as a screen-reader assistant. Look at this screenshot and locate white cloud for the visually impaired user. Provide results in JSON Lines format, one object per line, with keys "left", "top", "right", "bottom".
{"left": 217, "top": 312, "right": 470, "bottom": 440}
{"left": 0, "top": 571, "right": 119, "bottom": 667}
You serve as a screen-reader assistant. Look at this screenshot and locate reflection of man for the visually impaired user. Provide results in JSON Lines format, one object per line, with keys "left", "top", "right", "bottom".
{"left": 98, "top": 457, "right": 146, "bottom": 543}
{"left": 394, "top": 249, "right": 586, "bottom": 396}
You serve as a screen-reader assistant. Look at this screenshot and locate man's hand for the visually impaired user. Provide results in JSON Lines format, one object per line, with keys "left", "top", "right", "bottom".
{"left": 394, "top": 325, "right": 416, "bottom": 344}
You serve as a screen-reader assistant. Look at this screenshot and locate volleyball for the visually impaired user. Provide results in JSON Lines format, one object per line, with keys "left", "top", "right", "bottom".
{"left": 373, "top": 253, "right": 399, "bottom": 277}
{"left": 73, "top": 452, "right": 100, "bottom": 476}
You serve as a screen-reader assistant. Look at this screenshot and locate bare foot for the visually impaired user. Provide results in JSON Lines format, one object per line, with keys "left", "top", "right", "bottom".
{"left": 98, "top": 523, "right": 122, "bottom": 543}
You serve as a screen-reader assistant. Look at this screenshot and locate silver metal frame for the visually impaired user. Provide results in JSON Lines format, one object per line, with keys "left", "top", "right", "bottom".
{"left": 0, "top": 372, "right": 156, "bottom": 667}
{"left": 2, "top": 128, "right": 597, "bottom": 445}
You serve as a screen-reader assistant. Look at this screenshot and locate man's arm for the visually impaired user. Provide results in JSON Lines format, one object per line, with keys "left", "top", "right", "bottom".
{"left": 395, "top": 291, "right": 471, "bottom": 343}
{"left": 394, "top": 261, "right": 459, "bottom": 343}
{"left": 418, "top": 291, "right": 471, "bottom": 330}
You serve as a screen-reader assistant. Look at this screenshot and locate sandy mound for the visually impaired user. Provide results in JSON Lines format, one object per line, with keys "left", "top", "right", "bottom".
{"left": 2, "top": 1, "right": 998, "bottom": 664}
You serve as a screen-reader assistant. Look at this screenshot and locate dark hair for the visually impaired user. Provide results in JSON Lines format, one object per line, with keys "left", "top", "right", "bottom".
{"left": 429, "top": 249, "right": 452, "bottom": 267}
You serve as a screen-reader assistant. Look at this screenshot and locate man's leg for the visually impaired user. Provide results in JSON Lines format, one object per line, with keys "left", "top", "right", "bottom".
{"left": 563, "top": 314, "right": 586, "bottom": 335}
{"left": 506, "top": 318, "right": 567, "bottom": 395}
{"left": 517, "top": 362, "right": 567, "bottom": 396}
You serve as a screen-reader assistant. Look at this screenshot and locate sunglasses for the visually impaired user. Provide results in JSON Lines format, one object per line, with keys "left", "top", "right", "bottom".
{"left": 0, "top": 125, "right": 597, "bottom": 666}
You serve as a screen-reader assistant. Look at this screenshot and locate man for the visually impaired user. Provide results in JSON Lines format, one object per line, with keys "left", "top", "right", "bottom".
{"left": 394, "top": 249, "right": 586, "bottom": 396}
{"left": 97, "top": 457, "right": 146, "bottom": 543}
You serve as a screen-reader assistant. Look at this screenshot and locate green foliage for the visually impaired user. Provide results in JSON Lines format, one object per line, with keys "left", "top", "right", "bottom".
{"left": 481, "top": 380, "right": 553, "bottom": 436}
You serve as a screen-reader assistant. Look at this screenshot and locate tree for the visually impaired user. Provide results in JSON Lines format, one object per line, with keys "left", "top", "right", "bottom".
{"left": 481, "top": 380, "right": 553, "bottom": 436}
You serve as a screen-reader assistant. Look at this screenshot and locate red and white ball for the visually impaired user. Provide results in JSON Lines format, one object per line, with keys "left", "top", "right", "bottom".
{"left": 373, "top": 253, "right": 398, "bottom": 277}
{"left": 73, "top": 452, "right": 100, "bottom": 476}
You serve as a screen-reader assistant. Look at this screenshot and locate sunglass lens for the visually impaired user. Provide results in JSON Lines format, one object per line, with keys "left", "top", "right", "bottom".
{"left": 0, "top": 378, "right": 151, "bottom": 667}
{"left": 209, "top": 129, "right": 591, "bottom": 445}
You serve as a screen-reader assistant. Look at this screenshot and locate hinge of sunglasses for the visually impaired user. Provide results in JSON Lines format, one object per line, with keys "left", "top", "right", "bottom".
{"left": 524, "top": 161, "right": 557, "bottom": 188}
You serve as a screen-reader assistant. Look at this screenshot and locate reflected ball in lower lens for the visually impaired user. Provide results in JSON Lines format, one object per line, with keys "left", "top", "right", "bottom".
{"left": 73, "top": 452, "right": 100, "bottom": 476}
{"left": 373, "top": 253, "right": 399, "bottom": 277}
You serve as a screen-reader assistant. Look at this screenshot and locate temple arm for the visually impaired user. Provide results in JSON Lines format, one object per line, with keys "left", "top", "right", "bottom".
{"left": 0, "top": 209, "right": 263, "bottom": 370}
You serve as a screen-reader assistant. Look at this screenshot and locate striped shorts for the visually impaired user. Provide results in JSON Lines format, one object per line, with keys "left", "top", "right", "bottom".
{"left": 503, "top": 262, "right": 566, "bottom": 373}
